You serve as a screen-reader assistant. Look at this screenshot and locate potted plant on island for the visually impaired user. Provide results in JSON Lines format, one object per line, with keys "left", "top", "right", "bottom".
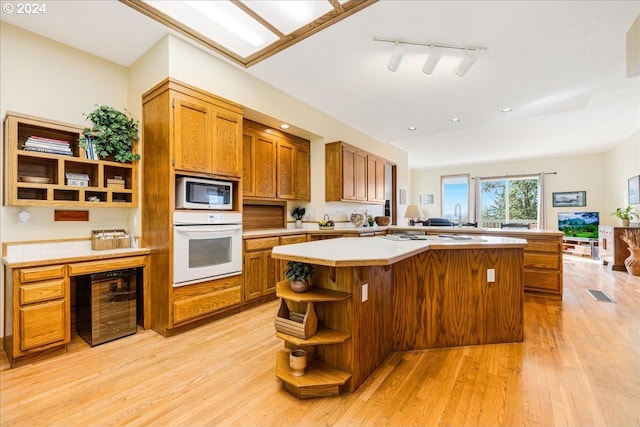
{"left": 620, "top": 229, "right": 640, "bottom": 276}
{"left": 611, "top": 206, "right": 638, "bottom": 227}
{"left": 79, "top": 105, "right": 140, "bottom": 163}
{"left": 291, "top": 207, "right": 305, "bottom": 229}
{"left": 284, "top": 261, "right": 314, "bottom": 293}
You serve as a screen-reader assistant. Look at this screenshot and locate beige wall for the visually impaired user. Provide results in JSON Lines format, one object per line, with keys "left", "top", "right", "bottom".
{"left": 604, "top": 129, "right": 640, "bottom": 224}
{"left": 410, "top": 136, "right": 639, "bottom": 229}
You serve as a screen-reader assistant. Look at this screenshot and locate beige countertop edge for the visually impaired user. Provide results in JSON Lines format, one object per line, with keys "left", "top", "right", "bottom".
{"left": 3, "top": 247, "right": 151, "bottom": 269}
{"left": 244, "top": 225, "right": 562, "bottom": 238}
{"left": 271, "top": 237, "right": 527, "bottom": 268}
{"left": 243, "top": 226, "right": 388, "bottom": 238}
{"left": 390, "top": 226, "right": 564, "bottom": 236}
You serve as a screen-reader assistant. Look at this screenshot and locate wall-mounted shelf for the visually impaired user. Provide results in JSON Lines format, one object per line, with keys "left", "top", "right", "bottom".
{"left": 4, "top": 112, "right": 137, "bottom": 207}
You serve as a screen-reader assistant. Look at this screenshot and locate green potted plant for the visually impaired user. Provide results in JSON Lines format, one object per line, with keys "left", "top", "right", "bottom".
{"left": 79, "top": 105, "right": 140, "bottom": 163}
{"left": 291, "top": 207, "right": 305, "bottom": 229}
{"left": 284, "top": 261, "right": 314, "bottom": 293}
{"left": 611, "top": 206, "right": 638, "bottom": 227}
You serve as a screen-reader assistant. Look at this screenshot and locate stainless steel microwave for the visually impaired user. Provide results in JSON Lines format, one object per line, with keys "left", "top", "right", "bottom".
{"left": 175, "top": 177, "right": 233, "bottom": 210}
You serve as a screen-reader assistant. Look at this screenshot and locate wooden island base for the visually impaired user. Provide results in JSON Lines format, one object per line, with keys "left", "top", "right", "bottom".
{"left": 272, "top": 237, "right": 525, "bottom": 398}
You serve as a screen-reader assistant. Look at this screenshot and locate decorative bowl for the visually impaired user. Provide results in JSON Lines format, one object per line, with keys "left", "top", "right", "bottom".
{"left": 375, "top": 216, "right": 391, "bottom": 226}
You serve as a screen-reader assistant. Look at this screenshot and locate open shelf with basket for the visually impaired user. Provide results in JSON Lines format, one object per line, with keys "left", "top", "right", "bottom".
{"left": 274, "top": 281, "right": 352, "bottom": 398}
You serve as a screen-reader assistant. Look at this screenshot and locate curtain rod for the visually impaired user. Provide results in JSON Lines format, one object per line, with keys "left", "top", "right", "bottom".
{"left": 471, "top": 172, "right": 557, "bottom": 180}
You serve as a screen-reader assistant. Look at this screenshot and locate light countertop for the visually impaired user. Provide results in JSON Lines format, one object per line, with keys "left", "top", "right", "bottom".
{"left": 271, "top": 235, "right": 527, "bottom": 267}
{"left": 3, "top": 240, "right": 150, "bottom": 268}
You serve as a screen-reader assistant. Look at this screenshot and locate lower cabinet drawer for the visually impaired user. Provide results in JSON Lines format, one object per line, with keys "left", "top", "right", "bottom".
{"left": 173, "top": 275, "right": 243, "bottom": 324}
{"left": 20, "top": 300, "right": 66, "bottom": 351}
{"left": 524, "top": 270, "right": 561, "bottom": 293}
{"left": 524, "top": 252, "right": 560, "bottom": 269}
{"left": 19, "top": 265, "right": 65, "bottom": 283}
{"left": 173, "top": 286, "right": 242, "bottom": 323}
{"left": 20, "top": 279, "right": 65, "bottom": 305}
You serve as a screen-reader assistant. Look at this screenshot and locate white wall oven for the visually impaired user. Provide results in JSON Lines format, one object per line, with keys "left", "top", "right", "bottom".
{"left": 175, "top": 176, "right": 233, "bottom": 210}
{"left": 173, "top": 211, "right": 242, "bottom": 287}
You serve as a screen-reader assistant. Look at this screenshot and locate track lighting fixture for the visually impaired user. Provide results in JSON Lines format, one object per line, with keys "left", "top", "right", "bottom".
{"left": 421, "top": 45, "right": 441, "bottom": 74}
{"left": 374, "top": 37, "right": 486, "bottom": 76}
{"left": 455, "top": 49, "right": 478, "bottom": 77}
{"left": 387, "top": 42, "right": 404, "bottom": 72}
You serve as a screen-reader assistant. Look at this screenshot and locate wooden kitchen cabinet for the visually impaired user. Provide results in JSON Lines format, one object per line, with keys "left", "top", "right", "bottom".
{"left": 8, "top": 265, "right": 70, "bottom": 359}
{"left": 3, "top": 252, "right": 149, "bottom": 367}
{"left": 243, "top": 236, "right": 280, "bottom": 301}
{"left": 142, "top": 78, "right": 244, "bottom": 336}
{"left": 325, "top": 141, "right": 384, "bottom": 204}
{"left": 243, "top": 129, "right": 277, "bottom": 198}
{"left": 3, "top": 112, "right": 137, "bottom": 207}
{"left": 168, "top": 80, "right": 243, "bottom": 178}
{"left": 173, "top": 94, "right": 212, "bottom": 174}
{"left": 367, "top": 154, "right": 385, "bottom": 203}
{"left": 243, "top": 120, "right": 310, "bottom": 201}
{"left": 243, "top": 234, "right": 308, "bottom": 302}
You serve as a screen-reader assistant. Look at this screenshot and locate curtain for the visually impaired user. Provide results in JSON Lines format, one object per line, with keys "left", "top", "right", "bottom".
{"left": 474, "top": 177, "right": 482, "bottom": 226}
{"left": 538, "top": 172, "right": 546, "bottom": 229}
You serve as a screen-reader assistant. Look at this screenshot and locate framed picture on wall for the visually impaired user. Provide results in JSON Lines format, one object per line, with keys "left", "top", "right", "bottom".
{"left": 552, "top": 191, "right": 586, "bottom": 207}
{"left": 629, "top": 175, "right": 640, "bottom": 205}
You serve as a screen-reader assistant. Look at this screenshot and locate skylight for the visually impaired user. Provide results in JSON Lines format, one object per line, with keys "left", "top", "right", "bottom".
{"left": 123, "top": 0, "right": 375, "bottom": 67}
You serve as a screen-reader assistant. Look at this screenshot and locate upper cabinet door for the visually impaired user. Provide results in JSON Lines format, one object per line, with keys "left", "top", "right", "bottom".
{"left": 277, "top": 140, "right": 296, "bottom": 199}
{"left": 173, "top": 96, "right": 212, "bottom": 174}
{"left": 354, "top": 150, "right": 367, "bottom": 201}
{"left": 294, "top": 143, "right": 310, "bottom": 201}
{"left": 243, "top": 129, "right": 277, "bottom": 198}
{"left": 212, "top": 108, "right": 243, "bottom": 178}
{"left": 341, "top": 144, "right": 357, "bottom": 201}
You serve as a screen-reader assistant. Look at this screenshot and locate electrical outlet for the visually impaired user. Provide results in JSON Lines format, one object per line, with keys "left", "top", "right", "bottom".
{"left": 487, "top": 268, "right": 495, "bottom": 283}
{"left": 362, "top": 283, "right": 368, "bottom": 302}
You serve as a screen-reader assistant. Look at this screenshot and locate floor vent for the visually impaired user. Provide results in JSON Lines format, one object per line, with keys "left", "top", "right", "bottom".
{"left": 587, "top": 289, "right": 616, "bottom": 303}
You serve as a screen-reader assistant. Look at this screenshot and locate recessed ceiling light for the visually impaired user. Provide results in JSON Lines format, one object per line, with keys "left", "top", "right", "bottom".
{"left": 501, "top": 107, "right": 513, "bottom": 113}
{"left": 280, "top": 123, "right": 290, "bottom": 129}
{"left": 408, "top": 126, "right": 417, "bottom": 131}
{"left": 451, "top": 118, "right": 460, "bottom": 122}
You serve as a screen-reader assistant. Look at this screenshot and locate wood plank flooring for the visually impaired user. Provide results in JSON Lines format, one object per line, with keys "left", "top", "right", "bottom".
{"left": 2, "top": 256, "right": 639, "bottom": 426}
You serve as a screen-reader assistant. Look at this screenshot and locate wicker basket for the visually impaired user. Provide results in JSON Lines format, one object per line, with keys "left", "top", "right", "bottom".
{"left": 274, "top": 299, "right": 318, "bottom": 339}
{"left": 91, "top": 229, "right": 131, "bottom": 250}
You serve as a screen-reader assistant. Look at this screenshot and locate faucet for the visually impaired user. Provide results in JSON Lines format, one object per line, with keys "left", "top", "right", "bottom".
{"left": 454, "top": 203, "right": 462, "bottom": 226}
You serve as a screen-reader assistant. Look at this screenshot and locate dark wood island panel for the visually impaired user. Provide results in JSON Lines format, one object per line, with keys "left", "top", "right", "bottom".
{"left": 392, "top": 248, "right": 523, "bottom": 351}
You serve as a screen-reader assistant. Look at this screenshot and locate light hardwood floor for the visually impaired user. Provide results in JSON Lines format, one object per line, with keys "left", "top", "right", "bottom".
{"left": 1, "top": 256, "right": 639, "bottom": 427}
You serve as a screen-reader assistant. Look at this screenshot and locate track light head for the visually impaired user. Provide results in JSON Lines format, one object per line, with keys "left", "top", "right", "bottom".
{"left": 455, "top": 49, "right": 478, "bottom": 77}
{"left": 387, "top": 43, "right": 404, "bottom": 72}
{"left": 421, "top": 46, "right": 441, "bottom": 75}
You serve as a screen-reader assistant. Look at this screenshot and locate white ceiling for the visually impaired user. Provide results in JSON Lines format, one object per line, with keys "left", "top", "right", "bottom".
{"left": 2, "top": 0, "right": 639, "bottom": 169}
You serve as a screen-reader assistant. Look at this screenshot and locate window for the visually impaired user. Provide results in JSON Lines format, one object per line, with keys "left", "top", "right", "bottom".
{"left": 478, "top": 175, "right": 539, "bottom": 228}
{"left": 441, "top": 174, "right": 469, "bottom": 224}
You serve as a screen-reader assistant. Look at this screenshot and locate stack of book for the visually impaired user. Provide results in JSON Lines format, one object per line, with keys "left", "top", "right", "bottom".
{"left": 23, "top": 135, "right": 72, "bottom": 156}
{"left": 66, "top": 172, "right": 90, "bottom": 187}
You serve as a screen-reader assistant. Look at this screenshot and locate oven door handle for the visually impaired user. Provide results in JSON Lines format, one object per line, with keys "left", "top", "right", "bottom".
{"left": 174, "top": 225, "right": 241, "bottom": 234}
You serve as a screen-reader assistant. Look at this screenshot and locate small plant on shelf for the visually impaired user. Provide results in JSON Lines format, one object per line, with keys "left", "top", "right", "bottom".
{"left": 284, "top": 261, "right": 314, "bottom": 293}
{"left": 611, "top": 206, "right": 638, "bottom": 226}
{"left": 79, "top": 105, "right": 140, "bottom": 163}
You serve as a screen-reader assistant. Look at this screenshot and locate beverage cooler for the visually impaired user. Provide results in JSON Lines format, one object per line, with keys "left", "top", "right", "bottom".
{"left": 77, "top": 268, "right": 137, "bottom": 346}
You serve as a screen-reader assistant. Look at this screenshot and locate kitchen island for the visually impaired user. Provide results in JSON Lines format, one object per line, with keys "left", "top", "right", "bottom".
{"left": 271, "top": 235, "right": 527, "bottom": 398}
